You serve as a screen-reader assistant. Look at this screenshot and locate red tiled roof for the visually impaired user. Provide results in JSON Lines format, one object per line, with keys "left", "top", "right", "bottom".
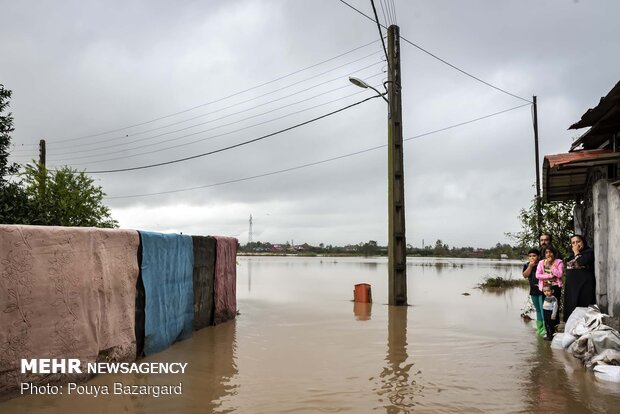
{"left": 545, "top": 150, "right": 617, "bottom": 169}
{"left": 542, "top": 150, "right": 620, "bottom": 202}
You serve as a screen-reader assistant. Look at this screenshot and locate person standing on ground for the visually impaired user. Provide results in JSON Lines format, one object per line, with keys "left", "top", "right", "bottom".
{"left": 541, "top": 285, "right": 559, "bottom": 341}
{"left": 563, "top": 234, "right": 596, "bottom": 322}
{"left": 523, "top": 248, "right": 545, "bottom": 337}
{"left": 536, "top": 245, "right": 563, "bottom": 304}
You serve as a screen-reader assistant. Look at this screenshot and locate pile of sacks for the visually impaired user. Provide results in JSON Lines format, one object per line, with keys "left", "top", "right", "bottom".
{"left": 551, "top": 306, "right": 620, "bottom": 382}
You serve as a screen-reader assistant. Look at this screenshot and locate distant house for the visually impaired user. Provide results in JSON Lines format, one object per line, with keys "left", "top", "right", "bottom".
{"left": 542, "top": 81, "right": 620, "bottom": 316}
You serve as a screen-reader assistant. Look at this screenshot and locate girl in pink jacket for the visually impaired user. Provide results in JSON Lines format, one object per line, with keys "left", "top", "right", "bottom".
{"left": 536, "top": 245, "right": 564, "bottom": 302}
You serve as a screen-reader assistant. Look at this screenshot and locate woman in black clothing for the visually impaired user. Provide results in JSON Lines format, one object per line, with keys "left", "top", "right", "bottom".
{"left": 563, "top": 234, "right": 596, "bottom": 322}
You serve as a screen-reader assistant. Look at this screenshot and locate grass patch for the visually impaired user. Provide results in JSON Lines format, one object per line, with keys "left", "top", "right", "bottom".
{"left": 478, "top": 276, "right": 528, "bottom": 289}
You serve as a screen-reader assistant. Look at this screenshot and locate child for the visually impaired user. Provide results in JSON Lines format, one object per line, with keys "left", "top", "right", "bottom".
{"left": 536, "top": 245, "right": 564, "bottom": 303}
{"left": 541, "top": 285, "right": 558, "bottom": 341}
{"left": 522, "top": 248, "right": 545, "bottom": 337}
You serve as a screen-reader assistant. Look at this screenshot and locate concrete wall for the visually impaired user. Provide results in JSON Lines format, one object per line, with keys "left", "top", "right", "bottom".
{"left": 592, "top": 180, "right": 620, "bottom": 316}
{"left": 607, "top": 182, "right": 620, "bottom": 317}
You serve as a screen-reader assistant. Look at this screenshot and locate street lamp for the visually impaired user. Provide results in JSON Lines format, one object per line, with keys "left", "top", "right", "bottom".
{"left": 349, "top": 77, "right": 389, "bottom": 104}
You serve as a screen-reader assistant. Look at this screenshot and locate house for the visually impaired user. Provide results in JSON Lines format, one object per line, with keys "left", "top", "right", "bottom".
{"left": 542, "top": 81, "right": 620, "bottom": 316}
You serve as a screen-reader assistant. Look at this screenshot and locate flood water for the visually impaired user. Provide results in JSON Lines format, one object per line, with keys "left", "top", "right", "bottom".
{"left": 3, "top": 256, "right": 619, "bottom": 413}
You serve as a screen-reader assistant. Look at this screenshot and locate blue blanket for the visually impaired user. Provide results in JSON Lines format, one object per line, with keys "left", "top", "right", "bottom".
{"left": 139, "top": 231, "right": 194, "bottom": 355}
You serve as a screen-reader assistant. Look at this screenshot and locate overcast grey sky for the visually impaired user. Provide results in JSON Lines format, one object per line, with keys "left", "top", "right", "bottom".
{"left": 2, "top": 0, "right": 618, "bottom": 247}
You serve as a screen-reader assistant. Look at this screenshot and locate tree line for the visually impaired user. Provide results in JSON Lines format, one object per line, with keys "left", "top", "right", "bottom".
{"left": 240, "top": 239, "right": 524, "bottom": 259}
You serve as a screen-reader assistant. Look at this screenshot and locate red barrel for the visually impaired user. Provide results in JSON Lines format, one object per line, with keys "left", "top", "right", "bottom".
{"left": 354, "top": 283, "right": 372, "bottom": 303}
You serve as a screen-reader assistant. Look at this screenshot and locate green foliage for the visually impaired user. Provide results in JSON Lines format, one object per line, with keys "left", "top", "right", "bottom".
{"left": 0, "top": 83, "right": 30, "bottom": 223}
{"left": 507, "top": 197, "right": 575, "bottom": 258}
{"left": 359, "top": 240, "right": 379, "bottom": 256}
{"left": 433, "top": 239, "right": 449, "bottom": 256}
{"left": 21, "top": 163, "right": 118, "bottom": 228}
{"left": 0, "top": 84, "right": 19, "bottom": 184}
{"left": 478, "top": 276, "right": 528, "bottom": 289}
{"left": 0, "top": 181, "right": 31, "bottom": 224}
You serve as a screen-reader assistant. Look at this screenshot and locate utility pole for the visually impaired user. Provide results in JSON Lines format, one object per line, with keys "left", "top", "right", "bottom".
{"left": 248, "top": 214, "right": 253, "bottom": 245}
{"left": 387, "top": 25, "right": 407, "bottom": 306}
{"left": 532, "top": 96, "right": 542, "bottom": 232}
{"left": 38, "top": 139, "right": 46, "bottom": 196}
{"left": 39, "top": 139, "right": 46, "bottom": 167}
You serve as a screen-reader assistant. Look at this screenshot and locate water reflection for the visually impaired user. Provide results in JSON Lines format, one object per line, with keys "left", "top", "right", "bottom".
{"left": 372, "top": 306, "right": 421, "bottom": 412}
{"left": 522, "top": 338, "right": 620, "bottom": 414}
{"left": 353, "top": 301, "right": 372, "bottom": 321}
{"left": 203, "top": 320, "right": 239, "bottom": 413}
{"left": 524, "top": 340, "right": 576, "bottom": 413}
{"left": 247, "top": 259, "right": 252, "bottom": 293}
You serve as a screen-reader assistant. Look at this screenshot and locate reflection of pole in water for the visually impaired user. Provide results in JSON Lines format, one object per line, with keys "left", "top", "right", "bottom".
{"left": 374, "top": 306, "right": 420, "bottom": 411}
{"left": 247, "top": 259, "right": 252, "bottom": 292}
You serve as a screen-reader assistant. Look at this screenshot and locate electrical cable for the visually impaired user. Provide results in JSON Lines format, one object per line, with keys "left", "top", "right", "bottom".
{"left": 383, "top": 0, "right": 394, "bottom": 26}
{"left": 81, "top": 95, "right": 382, "bottom": 174}
{"left": 49, "top": 51, "right": 383, "bottom": 152}
{"left": 48, "top": 40, "right": 380, "bottom": 144}
{"left": 48, "top": 60, "right": 384, "bottom": 158}
{"left": 390, "top": 0, "right": 398, "bottom": 25}
{"left": 338, "top": 0, "right": 532, "bottom": 103}
{"left": 370, "top": 0, "right": 389, "bottom": 65}
{"left": 105, "top": 103, "right": 530, "bottom": 199}
{"left": 378, "top": 0, "right": 389, "bottom": 27}
{"left": 50, "top": 77, "right": 384, "bottom": 165}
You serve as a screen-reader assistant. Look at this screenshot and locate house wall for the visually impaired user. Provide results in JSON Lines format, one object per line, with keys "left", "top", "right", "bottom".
{"left": 607, "top": 182, "right": 620, "bottom": 317}
{"left": 593, "top": 180, "right": 620, "bottom": 316}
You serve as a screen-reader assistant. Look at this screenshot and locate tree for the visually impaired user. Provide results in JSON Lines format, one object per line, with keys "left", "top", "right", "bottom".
{"left": 0, "top": 84, "right": 18, "bottom": 184}
{"left": 433, "top": 239, "right": 448, "bottom": 256}
{"left": 0, "top": 84, "right": 30, "bottom": 224}
{"left": 507, "top": 197, "right": 575, "bottom": 258}
{"left": 21, "top": 163, "right": 118, "bottom": 228}
{"left": 359, "top": 240, "right": 379, "bottom": 256}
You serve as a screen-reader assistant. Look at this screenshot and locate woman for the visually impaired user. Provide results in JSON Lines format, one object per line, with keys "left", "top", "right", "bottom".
{"left": 563, "top": 234, "right": 596, "bottom": 322}
{"left": 536, "top": 245, "right": 563, "bottom": 304}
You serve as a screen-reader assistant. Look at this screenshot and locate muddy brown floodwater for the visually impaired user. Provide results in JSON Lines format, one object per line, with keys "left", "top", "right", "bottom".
{"left": 2, "top": 256, "right": 620, "bottom": 413}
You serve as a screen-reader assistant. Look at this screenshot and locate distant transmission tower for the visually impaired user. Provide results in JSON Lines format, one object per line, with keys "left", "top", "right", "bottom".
{"left": 248, "top": 214, "right": 253, "bottom": 245}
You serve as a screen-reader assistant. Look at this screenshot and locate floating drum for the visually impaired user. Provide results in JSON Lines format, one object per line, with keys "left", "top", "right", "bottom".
{"left": 354, "top": 283, "right": 372, "bottom": 303}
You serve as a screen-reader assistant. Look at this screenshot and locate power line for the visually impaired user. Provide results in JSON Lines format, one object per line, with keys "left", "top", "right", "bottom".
{"left": 382, "top": 0, "right": 394, "bottom": 26}
{"left": 399, "top": 35, "right": 531, "bottom": 103}
{"left": 378, "top": 0, "right": 389, "bottom": 27}
{"left": 51, "top": 79, "right": 383, "bottom": 166}
{"left": 338, "top": 0, "right": 532, "bottom": 103}
{"left": 48, "top": 40, "right": 380, "bottom": 144}
{"left": 48, "top": 60, "right": 383, "bottom": 159}
{"left": 370, "top": 0, "right": 389, "bottom": 64}
{"left": 50, "top": 77, "right": 372, "bottom": 160}
{"left": 83, "top": 95, "right": 382, "bottom": 174}
{"left": 50, "top": 51, "right": 383, "bottom": 152}
{"left": 105, "top": 103, "right": 529, "bottom": 199}
{"left": 389, "top": 0, "right": 398, "bottom": 25}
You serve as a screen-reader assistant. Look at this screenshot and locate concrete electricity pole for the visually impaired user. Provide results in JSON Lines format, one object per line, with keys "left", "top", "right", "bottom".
{"left": 387, "top": 25, "right": 407, "bottom": 306}
{"left": 532, "top": 96, "right": 542, "bottom": 232}
{"left": 39, "top": 139, "right": 46, "bottom": 167}
{"left": 38, "top": 139, "right": 46, "bottom": 196}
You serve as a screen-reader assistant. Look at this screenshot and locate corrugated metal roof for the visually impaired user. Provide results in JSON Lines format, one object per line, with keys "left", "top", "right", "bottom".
{"left": 542, "top": 150, "right": 620, "bottom": 202}
{"left": 569, "top": 81, "right": 620, "bottom": 130}
{"left": 569, "top": 80, "right": 620, "bottom": 151}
